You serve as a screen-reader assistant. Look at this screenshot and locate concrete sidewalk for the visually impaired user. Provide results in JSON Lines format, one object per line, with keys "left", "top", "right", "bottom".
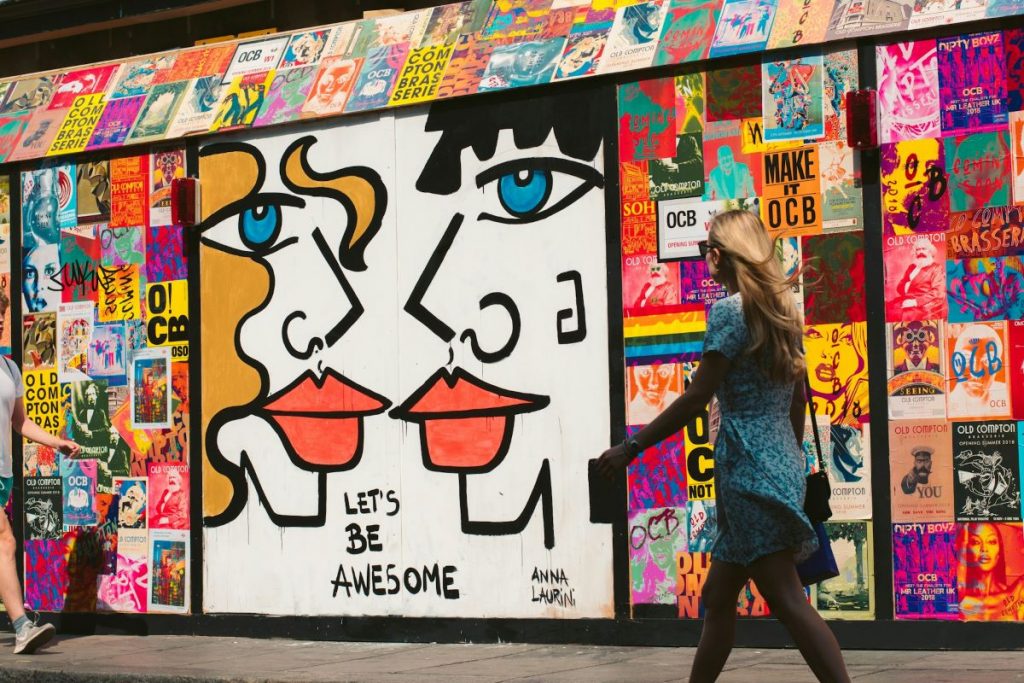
{"left": 0, "top": 635, "right": 1021, "bottom": 682}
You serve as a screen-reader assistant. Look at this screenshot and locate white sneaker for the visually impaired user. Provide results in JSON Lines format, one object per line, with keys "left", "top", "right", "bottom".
{"left": 13, "top": 620, "right": 55, "bottom": 654}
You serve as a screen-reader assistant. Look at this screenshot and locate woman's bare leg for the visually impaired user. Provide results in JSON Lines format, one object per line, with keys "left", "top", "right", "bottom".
{"left": 688, "top": 559, "right": 749, "bottom": 683}
{"left": 0, "top": 511, "right": 26, "bottom": 623}
{"left": 748, "top": 550, "right": 851, "bottom": 683}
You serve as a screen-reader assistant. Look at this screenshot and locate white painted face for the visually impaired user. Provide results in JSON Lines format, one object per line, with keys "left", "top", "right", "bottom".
{"left": 203, "top": 166, "right": 357, "bottom": 391}
{"left": 200, "top": 131, "right": 390, "bottom": 489}
{"left": 393, "top": 124, "right": 606, "bottom": 478}
{"left": 202, "top": 93, "right": 615, "bottom": 618}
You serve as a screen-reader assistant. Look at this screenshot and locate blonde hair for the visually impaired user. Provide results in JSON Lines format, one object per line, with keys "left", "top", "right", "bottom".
{"left": 708, "top": 210, "right": 805, "bottom": 383}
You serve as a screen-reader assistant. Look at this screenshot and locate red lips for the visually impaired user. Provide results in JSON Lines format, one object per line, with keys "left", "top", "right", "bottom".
{"left": 262, "top": 369, "right": 389, "bottom": 471}
{"left": 391, "top": 367, "right": 549, "bottom": 473}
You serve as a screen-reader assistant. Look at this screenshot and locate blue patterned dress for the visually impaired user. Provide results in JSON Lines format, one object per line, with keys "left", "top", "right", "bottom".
{"left": 702, "top": 294, "right": 817, "bottom": 566}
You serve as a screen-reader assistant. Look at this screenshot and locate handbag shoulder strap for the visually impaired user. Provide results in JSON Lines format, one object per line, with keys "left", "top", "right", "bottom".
{"left": 0, "top": 355, "right": 15, "bottom": 383}
{"left": 804, "top": 371, "right": 827, "bottom": 476}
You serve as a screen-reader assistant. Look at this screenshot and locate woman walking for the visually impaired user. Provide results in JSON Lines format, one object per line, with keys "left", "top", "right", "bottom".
{"left": 598, "top": 210, "right": 850, "bottom": 682}
{"left": 0, "top": 324, "right": 80, "bottom": 654}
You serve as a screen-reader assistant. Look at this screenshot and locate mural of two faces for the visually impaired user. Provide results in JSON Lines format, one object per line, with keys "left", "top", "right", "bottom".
{"left": 199, "top": 88, "right": 616, "bottom": 616}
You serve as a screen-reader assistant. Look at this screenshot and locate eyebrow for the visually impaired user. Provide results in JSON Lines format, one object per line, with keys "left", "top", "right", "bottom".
{"left": 416, "top": 87, "right": 605, "bottom": 196}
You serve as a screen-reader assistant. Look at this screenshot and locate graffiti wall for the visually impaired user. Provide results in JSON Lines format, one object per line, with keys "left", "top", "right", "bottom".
{"left": 2, "top": 0, "right": 1022, "bottom": 168}
{"left": 199, "top": 87, "right": 615, "bottom": 617}
{"left": 5, "top": 2, "right": 1022, "bottom": 633}
{"left": 881, "top": 28, "right": 1024, "bottom": 623}
{"left": 619, "top": 23, "right": 1024, "bottom": 625}
{"left": 19, "top": 150, "right": 192, "bottom": 613}
{"left": 620, "top": 44, "right": 876, "bottom": 620}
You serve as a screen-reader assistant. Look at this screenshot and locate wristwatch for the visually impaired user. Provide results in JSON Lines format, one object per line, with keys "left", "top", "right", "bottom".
{"left": 623, "top": 438, "right": 642, "bottom": 461}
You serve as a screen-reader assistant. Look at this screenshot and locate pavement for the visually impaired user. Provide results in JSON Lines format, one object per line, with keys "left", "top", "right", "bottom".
{"left": 0, "top": 635, "right": 1021, "bottom": 682}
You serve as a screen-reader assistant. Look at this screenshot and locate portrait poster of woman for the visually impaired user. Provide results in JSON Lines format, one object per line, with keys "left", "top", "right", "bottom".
{"left": 957, "top": 522, "right": 1024, "bottom": 621}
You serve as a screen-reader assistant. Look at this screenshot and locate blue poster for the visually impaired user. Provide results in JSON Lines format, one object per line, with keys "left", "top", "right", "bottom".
{"left": 709, "top": 0, "right": 776, "bottom": 58}
{"left": 762, "top": 53, "right": 825, "bottom": 142}
{"left": 61, "top": 456, "right": 98, "bottom": 527}
{"left": 345, "top": 45, "right": 407, "bottom": 113}
{"left": 947, "top": 257, "right": 1024, "bottom": 323}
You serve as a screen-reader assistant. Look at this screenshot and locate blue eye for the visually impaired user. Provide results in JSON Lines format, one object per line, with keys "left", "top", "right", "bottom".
{"left": 240, "top": 204, "right": 281, "bottom": 250}
{"left": 476, "top": 157, "right": 604, "bottom": 225}
{"left": 498, "top": 169, "right": 552, "bottom": 218}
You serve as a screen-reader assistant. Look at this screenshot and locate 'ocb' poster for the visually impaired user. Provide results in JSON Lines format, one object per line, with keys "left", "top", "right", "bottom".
{"left": 761, "top": 144, "right": 821, "bottom": 237}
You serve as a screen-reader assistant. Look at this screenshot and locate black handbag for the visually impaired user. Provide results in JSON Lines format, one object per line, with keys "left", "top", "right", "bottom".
{"left": 803, "top": 372, "right": 833, "bottom": 524}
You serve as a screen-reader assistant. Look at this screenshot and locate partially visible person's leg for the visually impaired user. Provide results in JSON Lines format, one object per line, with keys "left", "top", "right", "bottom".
{"left": 688, "top": 559, "right": 749, "bottom": 683}
{"left": 0, "top": 484, "right": 55, "bottom": 654}
{"left": 748, "top": 550, "right": 850, "bottom": 683}
{"left": 0, "top": 505, "right": 26, "bottom": 624}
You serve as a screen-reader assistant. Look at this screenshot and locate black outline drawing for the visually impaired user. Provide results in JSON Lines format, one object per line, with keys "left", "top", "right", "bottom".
{"left": 389, "top": 366, "right": 549, "bottom": 475}
{"left": 199, "top": 137, "right": 389, "bottom": 528}
{"left": 556, "top": 270, "right": 587, "bottom": 344}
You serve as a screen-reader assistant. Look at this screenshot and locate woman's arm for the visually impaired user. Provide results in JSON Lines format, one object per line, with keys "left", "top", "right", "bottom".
{"left": 12, "top": 397, "right": 81, "bottom": 456}
{"left": 596, "top": 352, "right": 731, "bottom": 477}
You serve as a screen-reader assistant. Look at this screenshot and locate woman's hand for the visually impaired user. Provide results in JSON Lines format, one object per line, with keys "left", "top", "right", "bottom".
{"left": 596, "top": 443, "right": 631, "bottom": 479}
{"left": 57, "top": 440, "right": 82, "bottom": 457}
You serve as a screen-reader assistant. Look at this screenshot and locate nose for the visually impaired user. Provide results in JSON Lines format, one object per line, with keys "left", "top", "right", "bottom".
{"left": 282, "top": 312, "right": 325, "bottom": 360}
{"left": 281, "top": 227, "right": 363, "bottom": 361}
{"left": 405, "top": 214, "right": 521, "bottom": 364}
{"left": 459, "top": 293, "right": 520, "bottom": 363}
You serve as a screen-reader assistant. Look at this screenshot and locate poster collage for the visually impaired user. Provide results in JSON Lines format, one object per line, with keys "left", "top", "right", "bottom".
{"left": 623, "top": 26, "right": 1024, "bottom": 623}
{"left": 620, "top": 43, "right": 876, "bottom": 620}
{"left": 0, "top": 0, "right": 1022, "bottom": 166}
{"left": 879, "top": 28, "right": 1024, "bottom": 622}
{"left": 16, "top": 148, "right": 190, "bottom": 614}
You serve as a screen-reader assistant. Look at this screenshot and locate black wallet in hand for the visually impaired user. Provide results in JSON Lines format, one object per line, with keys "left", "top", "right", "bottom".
{"left": 588, "top": 458, "right": 620, "bottom": 524}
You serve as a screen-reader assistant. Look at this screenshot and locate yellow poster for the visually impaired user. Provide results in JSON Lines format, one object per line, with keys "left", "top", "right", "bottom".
{"left": 740, "top": 117, "right": 764, "bottom": 154}
{"left": 804, "top": 322, "right": 870, "bottom": 429}
{"left": 388, "top": 44, "right": 454, "bottom": 106}
{"left": 682, "top": 361, "right": 715, "bottom": 500}
{"left": 210, "top": 70, "right": 275, "bottom": 132}
{"left": 677, "top": 551, "right": 710, "bottom": 618}
{"left": 47, "top": 94, "right": 106, "bottom": 156}
{"left": 98, "top": 264, "right": 142, "bottom": 322}
{"left": 761, "top": 143, "right": 822, "bottom": 237}
{"left": 23, "top": 369, "right": 65, "bottom": 433}
{"left": 146, "top": 279, "right": 189, "bottom": 361}
{"left": 879, "top": 137, "right": 948, "bottom": 235}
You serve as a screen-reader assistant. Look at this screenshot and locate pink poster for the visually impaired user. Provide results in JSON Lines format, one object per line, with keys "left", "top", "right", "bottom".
{"left": 877, "top": 40, "right": 940, "bottom": 144}
{"left": 97, "top": 553, "right": 149, "bottom": 612}
{"left": 49, "top": 65, "right": 119, "bottom": 110}
{"left": 1008, "top": 320, "right": 1024, "bottom": 420}
{"left": 96, "top": 529, "right": 149, "bottom": 613}
{"left": 147, "top": 463, "right": 189, "bottom": 530}
{"left": 622, "top": 253, "right": 680, "bottom": 314}
{"left": 883, "top": 232, "right": 948, "bottom": 322}
{"left": 937, "top": 32, "right": 1007, "bottom": 136}
{"left": 626, "top": 426, "right": 687, "bottom": 511}
{"left": 893, "top": 522, "right": 959, "bottom": 620}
